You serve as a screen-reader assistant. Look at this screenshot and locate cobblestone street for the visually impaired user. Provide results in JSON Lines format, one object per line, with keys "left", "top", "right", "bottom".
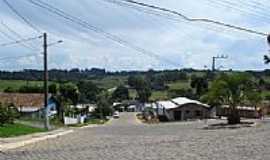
{"left": 1, "top": 113, "right": 270, "bottom": 160}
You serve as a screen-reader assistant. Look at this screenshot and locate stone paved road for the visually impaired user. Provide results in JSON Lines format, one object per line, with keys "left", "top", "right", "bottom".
{"left": 1, "top": 113, "right": 270, "bottom": 160}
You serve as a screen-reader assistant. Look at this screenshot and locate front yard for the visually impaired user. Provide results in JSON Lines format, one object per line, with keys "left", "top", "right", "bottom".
{"left": 0, "top": 123, "right": 45, "bottom": 138}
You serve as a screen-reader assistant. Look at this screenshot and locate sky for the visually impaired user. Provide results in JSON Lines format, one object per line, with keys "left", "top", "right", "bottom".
{"left": 0, "top": 0, "right": 269, "bottom": 71}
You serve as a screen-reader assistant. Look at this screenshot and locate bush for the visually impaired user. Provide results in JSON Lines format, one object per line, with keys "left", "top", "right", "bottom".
{"left": 0, "top": 103, "right": 19, "bottom": 126}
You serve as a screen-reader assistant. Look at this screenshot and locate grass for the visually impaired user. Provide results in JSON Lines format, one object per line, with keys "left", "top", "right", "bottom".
{"left": 0, "top": 123, "right": 45, "bottom": 138}
{"left": 150, "top": 91, "right": 168, "bottom": 101}
{"left": 0, "top": 80, "right": 44, "bottom": 91}
{"left": 91, "top": 76, "right": 127, "bottom": 90}
{"left": 167, "top": 80, "right": 190, "bottom": 90}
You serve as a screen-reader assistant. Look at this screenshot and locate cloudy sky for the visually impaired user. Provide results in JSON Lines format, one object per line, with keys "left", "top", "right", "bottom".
{"left": 0, "top": 0, "right": 269, "bottom": 71}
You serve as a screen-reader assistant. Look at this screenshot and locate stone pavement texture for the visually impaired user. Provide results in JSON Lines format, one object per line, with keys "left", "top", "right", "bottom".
{"left": 1, "top": 113, "right": 270, "bottom": 160}
{"left": 0, "top": 128, "right": 73, "bottom": 151}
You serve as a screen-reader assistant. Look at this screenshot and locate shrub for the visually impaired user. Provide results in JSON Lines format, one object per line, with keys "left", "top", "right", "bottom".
{"left": 0, "top": 103, "right": 19, "bottom": 126}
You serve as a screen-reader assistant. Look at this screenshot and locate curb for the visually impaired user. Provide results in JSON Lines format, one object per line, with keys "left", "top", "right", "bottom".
{"left": 0, "top": 130, "right": 74, "bottom": 151}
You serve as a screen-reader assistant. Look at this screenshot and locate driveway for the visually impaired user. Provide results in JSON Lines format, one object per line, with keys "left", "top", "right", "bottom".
{"left": 1, "top": 113, "right": 270, "bottom": 160}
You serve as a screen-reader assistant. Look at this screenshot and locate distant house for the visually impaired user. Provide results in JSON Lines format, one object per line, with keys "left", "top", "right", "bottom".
{"left": 64, "top": 104, "right": 97, "bottom": 125}
{"left": 215, "top": 105, "right": 259, "bottom": 118}
{"left": 0, "top": 93, "right": 57, "bottom": 118}
{"left": 155, "top": 97, "right": 211, "bottom": 121}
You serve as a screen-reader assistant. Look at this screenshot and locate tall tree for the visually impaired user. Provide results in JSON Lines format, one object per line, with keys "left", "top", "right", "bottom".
{"left": 96, "top": 92, "right": 113, "bottom": 119}
{"left": 77, "top": 81, "right": 100, "bottom": 103}
{"left": 59, "top": 83, "right": 79, "bottom": 105}
{"left": 112, "top": 85, "right": 129, "bottom": 102}
{"left": 190, "top": 76, "right": 208, "bottom": 97}
{"left": 204, "top": 73, "right": 253, "bottom": 124}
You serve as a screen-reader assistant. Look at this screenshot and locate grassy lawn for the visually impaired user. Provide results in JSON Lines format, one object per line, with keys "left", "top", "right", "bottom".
{"left": 150, "top": 91, "right": 168, "bottom": 101}
{"left": 0, "top": 80, "right": 44, "bottom": 91}
{"left": 91, "top": 76, "right": 127, "bottom": 90}
{"left": 167, "top": 80, "right": 190, "bottom": 90}
{"left": 0, "top": 123, "right": 45, "bottom": 138}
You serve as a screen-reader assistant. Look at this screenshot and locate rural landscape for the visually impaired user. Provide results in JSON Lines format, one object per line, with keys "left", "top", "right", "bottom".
{"left": 1, "top": 0, "right": 270, "bottom": 160}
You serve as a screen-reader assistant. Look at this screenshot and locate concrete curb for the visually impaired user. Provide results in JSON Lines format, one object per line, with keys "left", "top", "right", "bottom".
{"left": 0, "top": 130, "right": 74, "bottom": 151}
{"left": 78, "top": 124, "right": 100, "bottom": 129}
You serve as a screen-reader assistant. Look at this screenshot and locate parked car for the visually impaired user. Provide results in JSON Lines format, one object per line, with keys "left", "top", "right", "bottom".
{"left": 113, "top": 111, "right": 120, "bottom": 119}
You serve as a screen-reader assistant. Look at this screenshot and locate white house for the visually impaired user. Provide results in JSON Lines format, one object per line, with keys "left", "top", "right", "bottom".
{"left": 156, "top": 97, "right": 211, "bottom": 121}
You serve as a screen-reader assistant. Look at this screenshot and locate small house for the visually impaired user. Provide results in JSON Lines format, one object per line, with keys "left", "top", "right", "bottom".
{"left": 215, "top": 105, "right": 259, "bottom": 118}
{"left": 156, "top": 97, "right": 210, "bottom": 121}
{"left": 0, "top": 93, "right": 57, "bottom": 118}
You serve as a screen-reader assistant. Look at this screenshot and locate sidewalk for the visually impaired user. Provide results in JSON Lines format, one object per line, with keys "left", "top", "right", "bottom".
{"left": 0, "top": 128, "right": 73, "bottom": 151}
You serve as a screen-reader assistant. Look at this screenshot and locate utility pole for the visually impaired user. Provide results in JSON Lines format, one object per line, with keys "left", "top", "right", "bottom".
{"left": 212, "top": 55, "right": 228, "bottom": 72}
{"left": 43, "top": 33, "right": 50, "bottom": 130}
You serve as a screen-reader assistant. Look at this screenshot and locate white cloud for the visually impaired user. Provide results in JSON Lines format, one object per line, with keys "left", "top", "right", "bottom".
{"left": 0, "top": 0, "right": 269, "bottom": 71}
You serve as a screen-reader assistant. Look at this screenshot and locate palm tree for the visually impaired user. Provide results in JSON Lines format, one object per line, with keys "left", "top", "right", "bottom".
{"left": 204, "top": 74, "right": 254, "bottom": 124}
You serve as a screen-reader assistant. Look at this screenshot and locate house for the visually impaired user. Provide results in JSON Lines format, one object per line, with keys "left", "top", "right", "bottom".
{"left": 156, "top": 97, "right": 211, "bottom": 121}
{"left": 215, "top": 105, "right": 259, "bottom": 118}
{"left": 0, "top": 93, "right": 57, "bottom": 118}
{"left": 64, "top": 104, "right": 97, "bottom": 125}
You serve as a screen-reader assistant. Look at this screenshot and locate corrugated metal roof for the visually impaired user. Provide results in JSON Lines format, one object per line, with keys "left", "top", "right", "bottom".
{"left": 172, "top": 97, "right": 210, "bottom": 108}
{"left": 156, "top": 100, "right": 178, "bottom": 109}
{"left": 157, "top": 97, "right": 210, "bottom": 110}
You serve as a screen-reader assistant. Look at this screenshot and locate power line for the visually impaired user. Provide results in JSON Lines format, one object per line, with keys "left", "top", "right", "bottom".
{"left": 0, "top": 28, "right": 38, "bottom": 50}
{"left": 115, "top": 0, "right": 267, "bottom": 37}
{"left": 102, "top": 0, "right": 237, "bottom": 38}
{"left": 0, "top": 35, "right": 42, "bottom": 47}
{"left": 204, "top": 0, "right": 270, "bottom": 23}
{"left": 0, "top": 53, "right": 41, "bottom": 61}
{"left": 26, "top": 0, "right": 180, "bottom": 68}
{"left": 2, "top": 0, "right": 41, "bottom": 33}
{"left": 0, "top": 21, "right": 40, "bottom": 49}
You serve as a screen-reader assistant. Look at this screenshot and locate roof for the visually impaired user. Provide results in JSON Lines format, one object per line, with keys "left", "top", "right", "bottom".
{"left": 156, "top": 100, "right": 178, "bottom": 109}
{"left": 0, "top": 93, "right": 45, "bottom": 109}
{"left": 157, "top": 97, "right": 210, "bottom": 110}
{"left": 172, "top": 97, "right": 210, "bottom": 108}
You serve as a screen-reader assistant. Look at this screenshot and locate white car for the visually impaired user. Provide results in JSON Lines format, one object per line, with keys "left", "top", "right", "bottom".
{"left": 113, "top": 111, "right": 120, "bottom": 119}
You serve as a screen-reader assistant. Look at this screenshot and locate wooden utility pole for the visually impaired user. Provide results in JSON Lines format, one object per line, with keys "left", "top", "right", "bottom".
{"left": 43, "top": 33, "right": 50, "bottom": 130}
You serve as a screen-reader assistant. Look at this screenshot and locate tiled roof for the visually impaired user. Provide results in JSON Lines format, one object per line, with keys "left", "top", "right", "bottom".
{"left": 0, "top": 93, "right": 45, "bottom": 109}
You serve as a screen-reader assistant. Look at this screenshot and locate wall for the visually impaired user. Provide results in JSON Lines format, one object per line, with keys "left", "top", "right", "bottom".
{"left": 167, "top": 104, "right": 210, "bottom": 121}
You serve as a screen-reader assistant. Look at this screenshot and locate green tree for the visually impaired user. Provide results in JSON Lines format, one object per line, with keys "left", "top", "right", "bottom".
{"left": 77, "top": 81, "right": 100, "bottom": 103}
{"left": 204, "top": 73, "right": 253, "bottom": 124}
{"left": 246, "top": 91, "right": 262, "bottom": 117}
{"left": 137, "top": 86, "right": 152, "bottom": 103}
{"left": 55, "top": 83, "right": 79, "bottom": 122}
{"left": 127, "top": 75, "right": 138, "bottom": 88}
{"left": 3, "top": 87, "right": 16, "bottom": 93}
{"left": 190, "top": 76, "right": 208, "bottom": 97}
{"left": 59, "top": 83, "right": 79, "bottom": 105}
{"left": 0, "top": 103, "right": 19, "bottom": 126}
{"left": 96, "top": 92, "right": 113, "bottom": 119}
{"left": 112, "top": 85, "right": 129, "bottom": 102}
{"left": 49, "top": 83, "right": 58, "bottom": 94}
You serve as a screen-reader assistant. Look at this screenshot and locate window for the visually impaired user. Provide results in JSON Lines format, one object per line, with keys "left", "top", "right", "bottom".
{"left": 195, "top": 110, "right": 202, "bottom": 117}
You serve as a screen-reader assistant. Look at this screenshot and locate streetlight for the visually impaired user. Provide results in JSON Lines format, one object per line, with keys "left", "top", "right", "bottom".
{"left": 43, "top": 33, "right": 63, "bottom": 131}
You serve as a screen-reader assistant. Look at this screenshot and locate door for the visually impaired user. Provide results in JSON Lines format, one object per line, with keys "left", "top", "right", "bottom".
{"left": 174, "top": 111, "right": 182, "bottom": 121}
